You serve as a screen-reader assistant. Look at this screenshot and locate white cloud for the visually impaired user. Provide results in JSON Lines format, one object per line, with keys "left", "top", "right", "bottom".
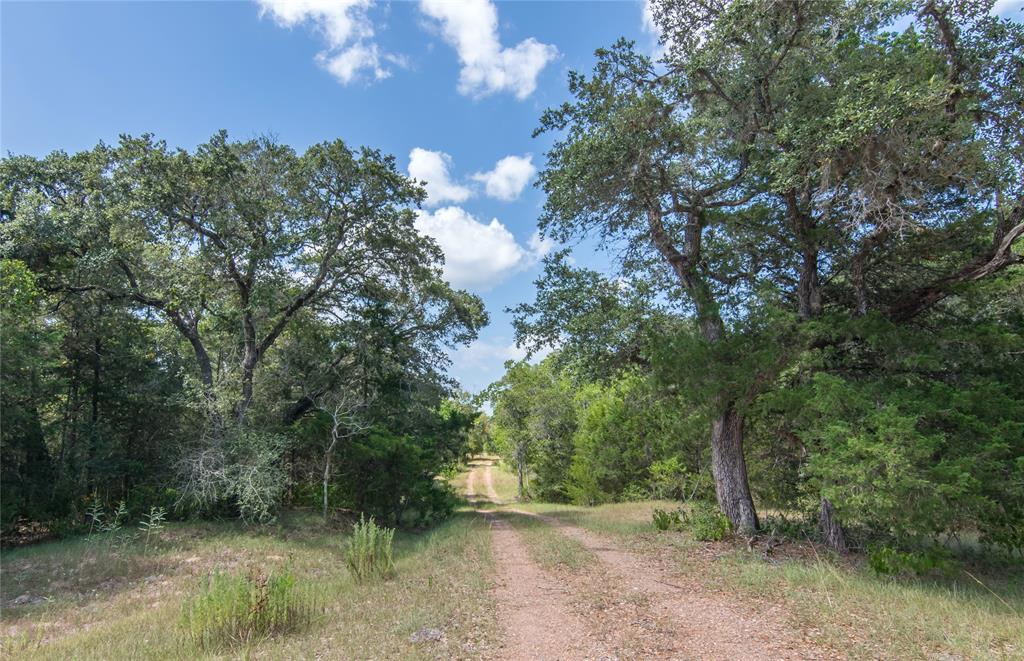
{"left": 527, "top": 230, "right": 554, "bottom": 259}
{"left": 408, "top": 148, "right": 473, "bottom": 206}
{"left": 454, "top": 338, "right": 527, "bottom": 370}
{"left": 642, "top": 0, "right": 657, "bottom": 34}
{"left": 472, "top": 154, "right": 536, "bottom": 201}
{"left": 316, "top": 42, "right": 390, "bottom": 82}
{"left": 257, "top": 0, "right": 399, "bottom": 84}
{"left": 642, "top": 0, "right": 671, "bottom": 58}
{"left": 448, "top": 336, "right": 553, "bottom": 394}
{"left": 419, "top": 0, "right": 558, "bottom": 99}
{"left": 415, "top": 207, "right": 524, "bottom": 289}
{"left": 414, "top": 206, "right": 549, "bottom": 290}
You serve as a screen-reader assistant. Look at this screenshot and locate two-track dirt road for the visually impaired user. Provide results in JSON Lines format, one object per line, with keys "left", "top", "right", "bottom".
{"left": 466, "top": 456, "right": 828, "bottom": 660}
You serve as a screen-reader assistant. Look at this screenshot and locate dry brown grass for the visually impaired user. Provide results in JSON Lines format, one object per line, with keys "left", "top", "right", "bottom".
{"left": 0, "top": 511, "right": 499, "bottom": 659}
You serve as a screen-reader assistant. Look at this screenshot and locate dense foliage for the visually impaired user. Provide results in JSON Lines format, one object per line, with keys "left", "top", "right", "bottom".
{"left": 491, "top": 0, "right": 1023, "bottom": 555}
{"left": 1, "top": 132, "right": 487, "bottom": 532}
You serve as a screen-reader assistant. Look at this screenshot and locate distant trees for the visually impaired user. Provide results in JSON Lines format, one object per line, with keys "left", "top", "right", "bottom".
{"left": 487, "top": 361, "right": 577, "bottom": 501}
{"left": 507, "top": 0, "right": 1023, "bottom": 549}
{"left": 1, "top": 132, "right": 487, "bottom": 529}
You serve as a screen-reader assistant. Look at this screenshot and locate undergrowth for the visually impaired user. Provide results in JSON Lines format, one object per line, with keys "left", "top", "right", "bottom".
{"left": 180, "top": 566, "right": 321, "bottom": 650}
{"left": 345, "top": 514, "right": 395, "bottom": 582}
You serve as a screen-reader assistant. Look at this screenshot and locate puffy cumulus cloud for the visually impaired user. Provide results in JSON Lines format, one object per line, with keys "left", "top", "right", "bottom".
{"left": 257, "top": 0, "right": 399, "bottom": 84}
{"left": 642, "top": 0, "right": 657, "bottom": 34}
{"left": 408, "top": 148, "right": 472, "bottom": 206}
{"left": 642, "top": 0, "right": 669, "bottom": 57}
{"left": 414, "top": 207, "right": 549, "bottom": 290}
{"left": 472, "top": 154, "right": 536, "bottom": 201}
{"left": 414, "top": 207, "right": 524, "bottom": 289}
{"left": 419, "top": 0, "right": 558, "bottom": 99}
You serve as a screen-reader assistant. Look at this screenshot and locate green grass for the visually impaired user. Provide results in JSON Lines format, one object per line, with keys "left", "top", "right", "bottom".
{"left": 345, "top": 515, "right": 396, "bottom": 582}
{"left": 508, "top": 500, "right": 680, "bottom": 539}
{"left": 716, "top": 551, "right": 1024, "bottom": 659}
{"left": 0, "top": 511, "right": 499, "bottom": 660}
{"left": 487, "top": 461, "right": 520, "bottom": 504}
{"left": 501, "top": 512, "right": 594, "bottom": 572}
{"left": 181, "top": 567, "right": 321, "bottom": 650}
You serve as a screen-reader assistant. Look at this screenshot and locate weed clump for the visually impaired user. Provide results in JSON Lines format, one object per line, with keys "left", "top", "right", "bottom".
{"left": 180, "top": 567, "right": 320, "bottom": 650}
{"left": 345, "top": 514, "right": 395, "bottom": 582}
{"left": 652, "top": 502, "right": 731, "bottom": 541}
{"left": 685, "top": 502, "right": 731, "bottom": 541}
{"left": 868, "top": 545, "right": 957, "bottom": 577}
{"left": 652, "top": 508, "right": 682, "bottom": 531}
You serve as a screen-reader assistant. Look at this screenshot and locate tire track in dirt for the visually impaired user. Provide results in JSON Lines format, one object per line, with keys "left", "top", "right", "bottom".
{"left": 509, "top": 507, "right": 829, "bottom": 660}
{"left": 481, "top": 508, "right": 613, "bottom": 660}
{"left": 481, "top": 461, "right": 501, "bottom": 503}
{"left": 468, "top": 458, "right": 613, "bottom": 660}
{"left": 466, "top": 462, "right": 478, "bottom": 500}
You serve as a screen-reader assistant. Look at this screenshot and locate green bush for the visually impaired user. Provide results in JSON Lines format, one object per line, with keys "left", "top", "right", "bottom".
{"left": 683, "top": 502, "right": 731, "bottom": 541}
{"left": 409, "top": 481, "right": 459, "bottom": 527}
{"left": 867, "top": 545, "right": 957, "bottom": 577}
{"left": 180, "top": 567, "right": 320, "bottom": 650}
{"left": 652, "top": 508, "right": 682, "bottom": 531}
{"left": 345, "top": 515, "right": 395, "bottom": 582}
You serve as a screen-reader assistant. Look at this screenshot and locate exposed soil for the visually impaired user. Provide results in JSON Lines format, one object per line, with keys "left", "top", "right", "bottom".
{"left": 471, "top": 457, "right": 613, "bottom": 659}
{"left": 482, "top": 509, "right": 614, "bottom": 660}
{"left": 467, "top": 457, "right": 831, "bottom": 660}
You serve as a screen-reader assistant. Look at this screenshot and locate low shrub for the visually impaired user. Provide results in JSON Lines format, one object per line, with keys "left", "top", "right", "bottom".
{"left": 620, "top": 483, "right": 650, "bottom": 502}
{"left": 408, "top": 481, "right": 459, "bottom": 527}
{"left": 867, "top": 545, "right": 957, "bottom": 577}
{"left": 180, "top": 567, "right": 320, "bottom": 650}
{"left": 683, "top": 502, "right": 731, "bottom": 541}
{"left": 345, "top": 514, "right": 396, "bottom": 582}
{"left": 653, "top": 502, "right": 731, "bottom": 541}
{"left": 652, "top": 508, "right": 682, "bottom": 531}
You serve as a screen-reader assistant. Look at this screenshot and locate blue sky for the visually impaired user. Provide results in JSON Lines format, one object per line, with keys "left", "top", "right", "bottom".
{"left": 2, "top": 0, "right": 658, "bottom": 394}
{"left": 3, "top": 1, "right": 1021, "bottom": 395}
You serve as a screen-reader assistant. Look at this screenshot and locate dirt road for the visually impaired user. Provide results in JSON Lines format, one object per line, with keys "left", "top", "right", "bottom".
{"left": 466, "top": 457, "right": 827, "bottom": 660}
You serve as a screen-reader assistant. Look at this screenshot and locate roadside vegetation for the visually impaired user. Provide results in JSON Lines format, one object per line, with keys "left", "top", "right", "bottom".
{"left": 500, "top": 498, "right": 1024, "bottom": 659}
{"left": 0, "top": 511, "right": 498, "bottom": 659}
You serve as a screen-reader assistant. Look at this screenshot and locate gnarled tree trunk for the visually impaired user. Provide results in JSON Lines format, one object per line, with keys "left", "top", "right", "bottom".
{"left": 819, "top": 496, "right": 848, "bottom": 552}
{"left": 710, "top": 404, "right": 759, "bottom": 533}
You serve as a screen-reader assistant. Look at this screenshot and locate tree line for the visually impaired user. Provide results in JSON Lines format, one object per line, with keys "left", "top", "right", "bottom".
{"left": 2, "top": 133, "right": 486, "bottom": 532}
{"left": 486, "top": 0, "right": 1023, "bottom": 555}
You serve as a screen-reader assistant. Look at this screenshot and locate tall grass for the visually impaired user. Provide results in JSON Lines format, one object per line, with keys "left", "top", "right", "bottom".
{"left": 180, "top": 566, "right": 320, "bottom": 650}
{"left": 345, "top": 515, "right": 395, "bottom": 582}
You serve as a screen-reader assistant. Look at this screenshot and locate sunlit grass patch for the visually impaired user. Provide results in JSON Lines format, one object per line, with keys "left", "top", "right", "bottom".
{"left": 510, "top": 500, "right": 680, "bottom": 539}
{"left": 1, "top": 511, "right": 499, "bottom": 660}
{"left": 502, "top": 512, "right": 594, "bottom": 572}
{"left": 180, "top": 566, "right": 321, "bottom": 650}
{"left": 715, "top": 548, "right": 1024, "bottom": 659}
{"left": 487, "top": 461, "right": 521, "bottom": 503}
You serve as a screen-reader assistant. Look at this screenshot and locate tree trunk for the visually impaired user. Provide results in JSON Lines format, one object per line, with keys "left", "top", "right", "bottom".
{"left": 323, "top": 433, "right": 340, "bottom": 519}
{"left": 797, "top": 245, "right": 822, "bottom": 320}
{"left": 819, "top": 497, "right": 848, "bottom": 553}
{"left": 710, "top": 404, "right": 759, "bottom": 533}
{"left": 237, "top": 355, "right": 256, "bottom": 423}
{"left": 322, "top": 455, "right": 331, "bottom": 520}
{"left": 646, "top": 205, "right": 761, "bottom": 531}
{"left": 516, "top": 444, "right": 526, "bottom": 501}
{"left": 237, "top": 308, "right": 258, "bottom": 423}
